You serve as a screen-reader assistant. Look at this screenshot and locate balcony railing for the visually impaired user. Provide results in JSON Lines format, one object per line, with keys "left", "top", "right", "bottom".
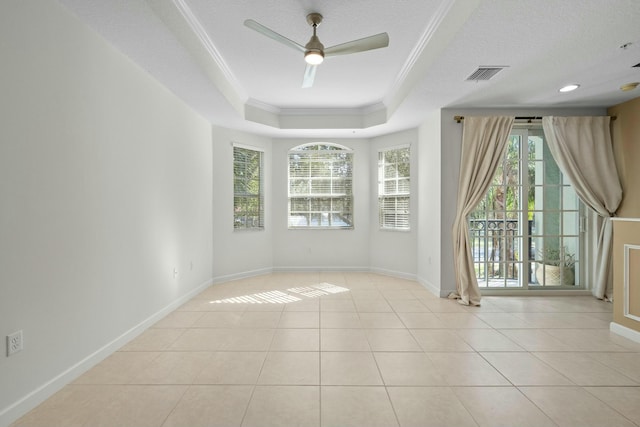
{"left": 469, "top": 219, "right": 534, "bottom": 286}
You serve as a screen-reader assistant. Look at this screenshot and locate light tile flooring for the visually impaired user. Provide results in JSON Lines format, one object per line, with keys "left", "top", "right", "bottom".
{"left": 13, "top": 272, "right": 640, "bottom": 427}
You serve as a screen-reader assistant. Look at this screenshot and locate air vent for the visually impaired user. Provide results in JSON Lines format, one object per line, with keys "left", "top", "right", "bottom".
{"left": 466, "top": 66, "right": 507, "bottom": 81}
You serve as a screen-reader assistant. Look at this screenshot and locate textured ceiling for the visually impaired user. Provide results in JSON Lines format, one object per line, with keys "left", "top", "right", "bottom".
{"left": 58, "top": 0, "right": 640, "bottom": 138}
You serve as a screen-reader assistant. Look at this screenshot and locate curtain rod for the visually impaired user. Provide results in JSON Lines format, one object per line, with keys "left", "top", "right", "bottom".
{"left": 453, "top": 115, "right": 616, "bottom": 123}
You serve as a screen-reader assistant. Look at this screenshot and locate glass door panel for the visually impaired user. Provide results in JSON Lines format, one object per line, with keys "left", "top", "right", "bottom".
{"left": 470, "top": 129, "right": 583, "bottom": 290}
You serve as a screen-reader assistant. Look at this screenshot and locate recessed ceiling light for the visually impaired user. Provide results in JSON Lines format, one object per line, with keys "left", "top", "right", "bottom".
{"left": 620, "top": 82, "right": 639, "bottom": 91}
{"left": 559, "top": 84, "right": 580, "bottom": 93}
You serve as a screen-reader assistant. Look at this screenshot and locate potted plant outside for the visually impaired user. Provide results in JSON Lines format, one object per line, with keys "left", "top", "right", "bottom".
{"left": 535, "top": 247, "right": 575, "bottom": 286}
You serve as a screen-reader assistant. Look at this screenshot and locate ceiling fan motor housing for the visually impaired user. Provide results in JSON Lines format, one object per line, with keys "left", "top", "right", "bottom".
{"left": 305, "top": 35, "right": 324, "bottom": 55}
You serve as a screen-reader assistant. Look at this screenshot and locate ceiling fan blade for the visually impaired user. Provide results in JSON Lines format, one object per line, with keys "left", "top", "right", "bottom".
{"left": 324, "top": 32, "right": 389, "bottom": 57}
{"left": 302, "top": 64, "right": 317, "bottom": 88}
{"left": 244, "top": 19, "right": 305, "bottom": 53}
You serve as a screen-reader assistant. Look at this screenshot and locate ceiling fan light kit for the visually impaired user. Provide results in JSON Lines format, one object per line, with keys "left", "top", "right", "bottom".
{"left": 305, "top": 51, "right": 324, "bottom": 65}
{"left": 559, "top": 84, "right": 580, "bottom": 93}
{"left": 244, "top": 12, "right": 389, "bottom": 88}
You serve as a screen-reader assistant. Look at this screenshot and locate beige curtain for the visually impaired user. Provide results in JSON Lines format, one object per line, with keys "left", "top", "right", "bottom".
{"left": 452, "top": 116, "right": 514, "bottom": 305}
{"left": 542, "top": 116, "right": 622, "bottom": 300}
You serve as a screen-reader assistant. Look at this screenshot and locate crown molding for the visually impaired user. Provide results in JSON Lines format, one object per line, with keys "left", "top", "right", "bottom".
{"left": 278, "top": 103, "right": 384, "bottom": 116}
{"left": 172, "top": 0, "right": 244, "bottom": 96}
{"left": 243, "top": 99, "right": 387, "bottom": 130}
{"left": 384, "top": 0, "right": 482, "bottom": 116}
{"left": 388, "top": 0, "right": 456, "bottom": 98}
{"left": 245, "top": 98, "right": 282, "bottom": 114}
{"left": 244, "top": 99, "right": 280, "bottom": 128}
{"left": 146, "top": 0, "right": 246, "bottom": 114}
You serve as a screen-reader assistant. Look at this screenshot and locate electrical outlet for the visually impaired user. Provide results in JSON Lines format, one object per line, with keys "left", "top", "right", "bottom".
{"left": 7, "top": 330, "right": 23, "bottom": 357}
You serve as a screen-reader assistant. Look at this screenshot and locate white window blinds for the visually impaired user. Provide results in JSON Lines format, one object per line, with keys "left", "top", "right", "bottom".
{"left": 233, "top": 145, "right": 264, "bottom": 230}
{"left": 288, "top": 143, "right": 353, "bottom": 229}
{"left": 378, "top": 146, "right": 410, "bottom": 230}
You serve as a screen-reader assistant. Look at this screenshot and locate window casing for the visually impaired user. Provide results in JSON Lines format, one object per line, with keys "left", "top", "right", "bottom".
{"left": 378, "top": 146, "right": 410, "bottom": 230}
{"left": 288, "top": 143, "right": 353, "bottom": 229}
{"left": 233, "top": 145, "right": 264, "bottom": 230}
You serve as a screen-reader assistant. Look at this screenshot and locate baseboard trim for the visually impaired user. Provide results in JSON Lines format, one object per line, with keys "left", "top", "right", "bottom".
{"left": 212, "top": 267, "right": 273, "bottom": 284}
{"left": 370, "top": 267, "right": 417, "bottom": 281}
{"left": 272, "top": 266, "right": 370, "bottom": 273}
{"left": 223, "top": 265, "right": 417, "bottom": 285}
{"left": 480, "top": 289, "right": 593, "bottom": 296}
{"left": 0, "top": 277, "right": 213, "bottom": 427}
{"left": 416, "top": 276, "right": 442, "bottom": 297}
{"left": 610, "top": 322, "right": 640, "bottom": 344}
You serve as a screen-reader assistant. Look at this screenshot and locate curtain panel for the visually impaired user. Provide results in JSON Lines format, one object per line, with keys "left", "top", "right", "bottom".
{"left": 452, "top": 116, "right": 514, "bottom": 305}
{"left": 542, "top": 116, "right": 622, "bottom": 300}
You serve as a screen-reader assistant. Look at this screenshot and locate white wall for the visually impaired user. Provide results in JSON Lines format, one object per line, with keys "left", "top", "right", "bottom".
{"left": 417, "top": 111, "right": 442, "bottom": 294}
{"left": 271, "top": 138, "right": 371, "bottom": 270}
{"left": 0, "top": 1, "right": 213, "bottom": 424}
{"left": 369, "top": 129, "right": 419, "bottom": 278}
{"left": 211, "top": 126, "right": 273, "bottom": 281}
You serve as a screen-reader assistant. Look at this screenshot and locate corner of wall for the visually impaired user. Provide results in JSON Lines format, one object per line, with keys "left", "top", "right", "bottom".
{"left": 416, "top": 110, "right": 444, "bottom": 296}
{"left": 608, "top": 96, "right": 640, "bottom": 218}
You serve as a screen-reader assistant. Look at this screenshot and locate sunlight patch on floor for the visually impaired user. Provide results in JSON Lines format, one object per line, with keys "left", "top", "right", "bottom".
{"left": 209, "top": 282, "right": 350, "bottom": 304}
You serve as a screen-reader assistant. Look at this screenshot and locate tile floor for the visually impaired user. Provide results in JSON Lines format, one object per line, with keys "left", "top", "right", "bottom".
{"left": 12, "top": 272, "right": 640, "bottom": 427}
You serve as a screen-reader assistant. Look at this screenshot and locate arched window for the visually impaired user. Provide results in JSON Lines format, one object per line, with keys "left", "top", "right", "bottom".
{"left": 288, "top": 143, "right": 353, "bottom": 229}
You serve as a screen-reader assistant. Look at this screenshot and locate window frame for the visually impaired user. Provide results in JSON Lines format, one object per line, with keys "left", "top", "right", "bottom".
{"left": 469, "top": 129, "right": 583, "bottom": 290}
{"left": 287, "top": 143, "right": 354, "bottom": 230}
{"left": 378, "top": 145, "right": 411, "bottom": 231}
{"left": 233, "top": 143, "right": 264, "bottom": 231}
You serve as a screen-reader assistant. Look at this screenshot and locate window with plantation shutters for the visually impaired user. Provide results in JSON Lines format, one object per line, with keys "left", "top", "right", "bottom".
{"left": 378, "top": 146, "right": 410, "bottom": 230}
{"left": 288, "top": 143, "right": 353, "bottom": 229}
{"left": 233, "top": 145, "right": 264, "bottom": 230}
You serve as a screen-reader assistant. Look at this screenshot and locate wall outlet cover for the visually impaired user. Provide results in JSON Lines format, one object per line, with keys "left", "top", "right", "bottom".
{"left": 7, "top": 330, "right": 23, "bottom": 357}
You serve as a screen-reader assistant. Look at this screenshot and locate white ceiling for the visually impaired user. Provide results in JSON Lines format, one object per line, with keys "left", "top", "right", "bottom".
{"left": 58, "top": 0, "right": 640, "bottom": 138}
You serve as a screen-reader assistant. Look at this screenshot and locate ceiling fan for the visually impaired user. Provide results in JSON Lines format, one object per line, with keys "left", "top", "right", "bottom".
{"left": 244, "top": 13, "right": 389, "bottom": 88}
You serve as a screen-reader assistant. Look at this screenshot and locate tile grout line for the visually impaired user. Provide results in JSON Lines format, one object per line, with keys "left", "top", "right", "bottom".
{"left": 237, "top": 316, "right": 279, "bottom": 427}
{"left": 158, "top": 384, "right": 190, "bottom": 427}
{"left": 513, "top": 385, "right": 563, "bottom": 427}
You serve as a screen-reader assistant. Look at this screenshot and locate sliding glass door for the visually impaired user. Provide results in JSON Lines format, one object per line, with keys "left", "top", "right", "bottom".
{"left": 470, "top": 128, "right": 583, "bottom": 289}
